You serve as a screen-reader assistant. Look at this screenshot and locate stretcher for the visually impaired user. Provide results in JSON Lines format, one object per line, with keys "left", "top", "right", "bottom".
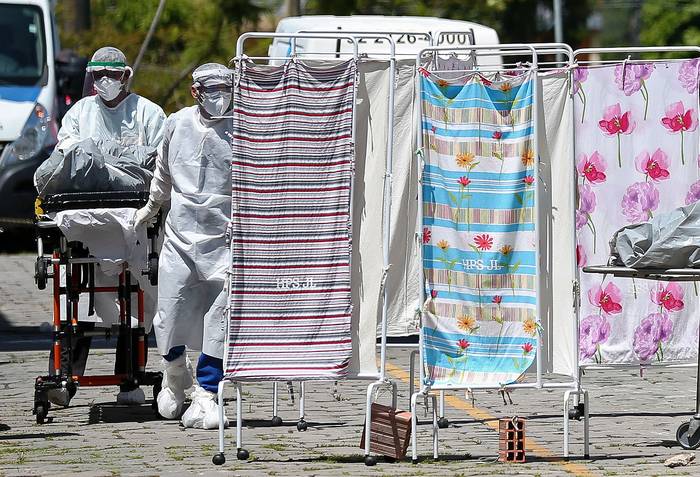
{"left": 583, "top": 265, "right": 700, "bottom": 450}
{"left": 32, "top": 191, "right": 162, "bottom": 424}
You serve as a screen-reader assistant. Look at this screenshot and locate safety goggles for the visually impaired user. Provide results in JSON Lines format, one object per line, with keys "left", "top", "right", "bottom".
{"left": 90, "top": 69, "right": 126, "bottom": 81}
{"left": 198, "top": 84, "right": 231, "bottom": 94}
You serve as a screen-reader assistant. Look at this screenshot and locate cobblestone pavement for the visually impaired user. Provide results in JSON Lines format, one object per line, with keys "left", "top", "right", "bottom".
{"left": 2, "top": 254, "right": 700, "bottom": 476}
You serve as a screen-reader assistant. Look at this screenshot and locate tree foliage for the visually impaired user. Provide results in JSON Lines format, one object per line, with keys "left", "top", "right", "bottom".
{"left": 57, "top": 0, "right": 269, "bottom": 112}
{"left": 640, "top": 0, "right": 700, "bottom": 49}
{"left": 54, "top": 0, "right": 700, "bottom": 116}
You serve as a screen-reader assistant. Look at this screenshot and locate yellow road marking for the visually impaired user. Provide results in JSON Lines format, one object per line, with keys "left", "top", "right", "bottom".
{"left": 384, "top": 361, "right": 594, "bottom": 477}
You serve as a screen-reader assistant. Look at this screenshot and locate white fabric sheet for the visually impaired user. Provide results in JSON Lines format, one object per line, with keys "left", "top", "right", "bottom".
{"left": 346, "top": 59, "right": 422, "bottom": 377}
{"left": 52, "top": 207, "right": 156, "bottom": 329}
{"left": 538, "top": 73, "right": 578, "bottom": 377}
{"left": 383, "top": 60, "right": 422, "bottom": 338}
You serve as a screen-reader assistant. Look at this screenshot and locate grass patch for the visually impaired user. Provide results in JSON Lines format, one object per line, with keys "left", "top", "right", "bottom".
{"left": 312, "top": 454, "right": 366, "bottom": 464}
{"left": 0, "top": 445, "right": 22, "bottom": 457}
{"left": 165, "top": 446, "right": 186, "bottom": 462}
{"left": 262, "top": 443, "right": 288, "bottom": 452}
{"left": 200, "top": 444, "right": 215, "bottom": 453}
{"left": 314, "top": 442, "right": 343, "bottom": 449}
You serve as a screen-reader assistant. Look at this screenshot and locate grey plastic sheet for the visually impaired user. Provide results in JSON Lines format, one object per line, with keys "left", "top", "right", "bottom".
{"left": 610, "top": 201, "right": 700, "bottom": 268}
{"left": 34, "top": 137, "right": 156, "bottom": 197}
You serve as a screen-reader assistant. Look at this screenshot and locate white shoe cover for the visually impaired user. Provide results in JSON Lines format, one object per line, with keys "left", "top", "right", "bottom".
{"left": 116, "top": 387, "right": 145, "bottom": 405}
{"left": 181, "top": 385, "right": 229, "bottom": 430}
{"left": 157, "top": 354, "right": 194, "bottom": 419}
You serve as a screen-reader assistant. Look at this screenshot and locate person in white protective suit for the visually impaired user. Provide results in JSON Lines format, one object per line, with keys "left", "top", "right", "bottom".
{"left": 134, "top": 63, "right": 232, "bottom": 428}
{"left": 45, "top": 46, "right": 166, "bottom": 406}
{"left": 57, "top": 47, "right": 165, "bottom": 150}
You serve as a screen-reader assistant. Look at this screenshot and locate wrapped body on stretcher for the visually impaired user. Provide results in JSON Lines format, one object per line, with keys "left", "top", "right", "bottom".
{"left": 585, "top": 201, "right": 700, "bottom": 451}
{"left": 609, "top": 201, "right": 700, "bottom": 269}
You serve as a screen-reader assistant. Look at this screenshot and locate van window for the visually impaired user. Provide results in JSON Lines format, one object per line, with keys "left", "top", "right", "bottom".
{"left": 0, "top": 4, "right": 47, "bottom": 85}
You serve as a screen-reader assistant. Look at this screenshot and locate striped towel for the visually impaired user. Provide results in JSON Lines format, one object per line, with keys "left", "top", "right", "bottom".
{"left": 420, "top": 68, "right": 539, "bottom": 388}
{"left": 224, "top": 60, "right": 357, "bottom": 381}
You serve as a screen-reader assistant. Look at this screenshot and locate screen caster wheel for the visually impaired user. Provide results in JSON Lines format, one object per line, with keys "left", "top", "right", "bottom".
{"left": 364, "top": 455, "right": 377, "bottom": 466}
{"left": 237, "top": 448, "right": 249, "bottom": 460}
{"left": 437, "top": 417, "right": 449, "bottom": 428}
{"left": 568, "top": 403, "right": 585, "bottom": 421}
{"left": 271, "top": 416, "right": 283, "bottom": 426}
{"left": 677, "top": 421, "right": 700, "bottom": 449}
{"left": 212, "top": 453, "right": 225, "bottom": 465}
{"left": 297, "top": 419, "right": 307, "bottom": 432}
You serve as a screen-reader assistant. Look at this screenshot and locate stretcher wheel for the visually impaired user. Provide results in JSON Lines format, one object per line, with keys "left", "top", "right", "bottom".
{"left": 212, "top": 452, "right": 225, "bottom": 465}
{"left": 364, "top": 455, "right": 377, "bottom": 466}
{"left": 34, "top": 402, "right": 48, "bottom": 424}
{"left": 151, "top": 381, "right": 162, "bottom": 412}
{"left": 236, "top": 448, "right": 249, "bottom": 460}
{"left": 271, "top": 416, "right": 283, "bottom": 426}
{"left": 35, "top": 258, "right": 48, "bottom": 290}
{"left": 676, "top": 421, "right": 700, "bottom": 449}
{"left": 148, "top": 255, "right": 158, "bottom": 286}
{"left": 437, "top": 417, "right": 449, "bottom": 428}
{"left": 296, "top": 419, "right": 307, "bottom": 432}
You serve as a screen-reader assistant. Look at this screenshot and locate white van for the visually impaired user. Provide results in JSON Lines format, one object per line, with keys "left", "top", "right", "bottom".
{"left": 267, "top": 15, "right": 500, "bottom": 65}
{"left": 0, "top": 0, "right": 85, "bottom": 227}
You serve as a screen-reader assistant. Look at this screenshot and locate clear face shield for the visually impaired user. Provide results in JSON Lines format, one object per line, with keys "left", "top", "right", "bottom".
{"left": 83, "top": 61, "right": 131, "bottom": 99}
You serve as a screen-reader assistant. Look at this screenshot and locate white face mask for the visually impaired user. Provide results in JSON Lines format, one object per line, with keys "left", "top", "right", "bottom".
{"left": 199, "top": 91, "right": 232, "bottom": 118}
{"left": 94, "top": 76, "right": 123, "bottom": 102}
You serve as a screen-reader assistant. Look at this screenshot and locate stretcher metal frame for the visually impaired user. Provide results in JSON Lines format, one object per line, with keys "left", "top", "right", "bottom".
{"left": 571, "top": 46, "right": 700, "bottom": 452}
{"left": 32, "top": 192, "right": 162, "bottom": 424}
{"left": 583, "top": 265, "right": 700, "bottom": 449}
{"left": 213, "top": 32, "right": 398, "bottom": 467}
{"left": 409, "top": 43, "right": 590, "bottom": 463}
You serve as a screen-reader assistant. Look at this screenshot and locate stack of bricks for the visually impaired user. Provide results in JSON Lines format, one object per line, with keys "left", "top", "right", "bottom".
{"left": 498, "top": 417, "right": 526, "bottom": 463}
{"left": 360, "top": 403, "right": 412, "bottom": 459}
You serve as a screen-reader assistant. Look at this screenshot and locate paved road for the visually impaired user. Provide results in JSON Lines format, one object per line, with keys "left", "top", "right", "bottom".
{"left": 1, "top": 254, "right": 699, "bottom": 476}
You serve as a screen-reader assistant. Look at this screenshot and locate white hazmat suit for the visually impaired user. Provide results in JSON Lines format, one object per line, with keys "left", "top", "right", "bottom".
{"left": 57, "top": 93, "right": 165, "bottom": 152}
{"left": 149, "top": 105, "right": 232, "bottom": 354}
{"left": 136, "top": 64, "right": 232, "bottom": 425}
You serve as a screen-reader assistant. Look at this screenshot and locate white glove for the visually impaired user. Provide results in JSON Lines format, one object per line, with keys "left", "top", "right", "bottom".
{"left": 134, "top": 198, "right": 161, "bottom": 229}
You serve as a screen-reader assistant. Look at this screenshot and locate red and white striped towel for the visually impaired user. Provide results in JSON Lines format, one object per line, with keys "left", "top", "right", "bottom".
{"left": 224, "top": 60, "right": 357, "bottom": 380}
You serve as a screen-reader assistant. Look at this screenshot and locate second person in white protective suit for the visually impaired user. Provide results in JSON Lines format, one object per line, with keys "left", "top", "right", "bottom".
{"left": 135, "top": 63, "right": 232, "bottom": 428}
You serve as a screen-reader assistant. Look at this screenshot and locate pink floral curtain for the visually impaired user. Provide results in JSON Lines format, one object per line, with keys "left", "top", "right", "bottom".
{"left": 574, "top": 60, "right": 700, "bottom": 365}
